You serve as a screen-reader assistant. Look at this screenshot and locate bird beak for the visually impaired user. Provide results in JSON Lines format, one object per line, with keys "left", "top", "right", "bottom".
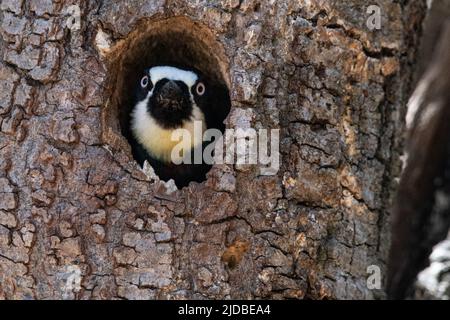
{"left": 161, "top": 81, "right": 182, "bottom": 101}
{"left": 154, "top": 80, "right": 185, "bottom": 110}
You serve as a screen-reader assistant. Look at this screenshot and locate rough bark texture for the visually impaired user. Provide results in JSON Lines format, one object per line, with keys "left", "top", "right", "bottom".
{"left": 0, "top": 0, "right": 424, "bottom": 299}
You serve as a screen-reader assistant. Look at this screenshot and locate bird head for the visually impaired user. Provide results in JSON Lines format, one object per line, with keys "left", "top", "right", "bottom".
{"left": 134, "top": 66, "right": 207, "bottom": 129}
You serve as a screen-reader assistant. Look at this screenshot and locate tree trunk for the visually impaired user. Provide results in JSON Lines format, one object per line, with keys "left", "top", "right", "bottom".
{"left": 0, "top": 0, "right": 424, "bottom": 299}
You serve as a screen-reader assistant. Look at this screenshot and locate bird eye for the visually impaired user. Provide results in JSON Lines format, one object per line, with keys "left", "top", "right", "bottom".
{"left": 140, "top": 76, "right": 149, "bottom": 88}
{"left": 195, "top": 82, "right": 205, "bottom": 96}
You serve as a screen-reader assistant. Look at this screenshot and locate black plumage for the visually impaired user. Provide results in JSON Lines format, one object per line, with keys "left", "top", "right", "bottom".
{"left": 128, "top": 66, "right": 230, "bottom": 188}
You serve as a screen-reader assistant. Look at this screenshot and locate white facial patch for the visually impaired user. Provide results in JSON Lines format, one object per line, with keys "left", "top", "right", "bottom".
{"left": 148, "top": 66, "right": 198, "bottom": 88}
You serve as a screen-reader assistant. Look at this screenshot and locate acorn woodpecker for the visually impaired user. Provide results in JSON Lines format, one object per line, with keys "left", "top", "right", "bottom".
{"left": 129, "top": 66, "right": 230, "bottom": 188}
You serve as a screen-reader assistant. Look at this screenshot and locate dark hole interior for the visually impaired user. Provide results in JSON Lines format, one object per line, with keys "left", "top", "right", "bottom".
{"left": 113, "top": 21, "right": 231, "bottom": 188}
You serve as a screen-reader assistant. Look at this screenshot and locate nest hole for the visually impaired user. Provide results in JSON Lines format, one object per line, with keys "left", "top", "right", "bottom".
{"left": 106, "top": 17, "right": 231, "bottom": 188}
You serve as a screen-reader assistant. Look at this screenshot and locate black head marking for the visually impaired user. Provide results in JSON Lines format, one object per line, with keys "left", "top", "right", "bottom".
{"left": 148, "top": 79, "right": 192, "bottom": 128}
{"left": 191, "top": 77, "right": 230, "bottom": 133}
{"left": 135, "top": 69, "right": 153, "bottom": 102}
{"left": 133, "top": 66, "right": 229, "bottom": 132}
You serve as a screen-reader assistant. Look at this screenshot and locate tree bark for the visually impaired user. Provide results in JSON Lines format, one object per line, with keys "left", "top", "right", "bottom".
{"left": 0, "top": 0, "right": 424, "bottom": 299}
